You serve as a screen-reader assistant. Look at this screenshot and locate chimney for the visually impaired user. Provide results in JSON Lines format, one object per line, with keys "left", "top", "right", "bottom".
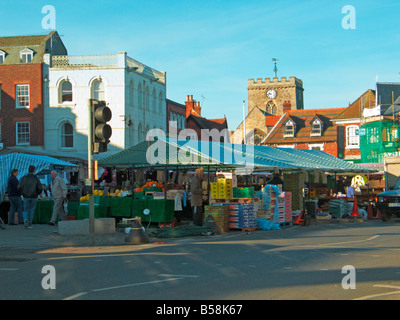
{"left": 283, "top": 100, "right": 291, "bottom": 113}
{"left": 185, "top": 95, "right": 195, "bottom": 118}
{"left": 194, "top": 101, "right": 201, "bottom": 116}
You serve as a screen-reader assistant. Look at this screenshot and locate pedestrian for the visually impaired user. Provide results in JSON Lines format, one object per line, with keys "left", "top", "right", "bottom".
{"left": 17, "top": 165, "right": 42, "bottom": 229}
{"left": 174, "top": 190, "right": 184, "bottom": 226}
{"left": 267, "top": 171, "right": 284, "bottom": 186}
{"left": 190, "top": 167, "right": 204, "bottom": 226}
{"left": 346, "top": 183, "right": 358, "bottom": 198}
{"left": 49, "top": 170, "right": 68, "bottom": 225}
{"left": 7, "top": 169, "right": 23, "bottom": 225}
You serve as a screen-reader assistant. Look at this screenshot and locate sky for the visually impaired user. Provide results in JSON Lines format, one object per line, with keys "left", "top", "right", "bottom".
{"left": 1, "top": 0, "right": 400, "bottom": 129}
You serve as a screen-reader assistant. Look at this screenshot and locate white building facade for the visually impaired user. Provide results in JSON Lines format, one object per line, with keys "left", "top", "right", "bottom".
{"left": 44, "top": 51, "right": 166, "bottom": 158}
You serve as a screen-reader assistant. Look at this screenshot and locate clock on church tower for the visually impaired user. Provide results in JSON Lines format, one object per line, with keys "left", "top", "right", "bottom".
{"left": 247, "top": 76, "right": 304, "bottom": 116}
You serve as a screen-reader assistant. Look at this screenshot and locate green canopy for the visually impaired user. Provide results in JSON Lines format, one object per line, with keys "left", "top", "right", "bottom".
{"left": 98, "top": 138, "right": 376, "bottom": 173}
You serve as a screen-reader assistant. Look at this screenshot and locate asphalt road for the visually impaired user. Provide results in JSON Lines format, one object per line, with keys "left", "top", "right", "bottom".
{"left": 1, "top": 220, "right": 400, "bottom": 303}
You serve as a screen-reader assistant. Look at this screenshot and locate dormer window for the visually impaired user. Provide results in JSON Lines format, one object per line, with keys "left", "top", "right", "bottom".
{"left": 284, "top": 120, "right": 295, "bottom": 138}
{"left": 0, "top": 50, "right": 5, "bottom": 64}
{"left": 311, "top": 118, "right": 322, "bottom": 137}
{"left": 20, "top": 48, "right": 33, "bottom": 63}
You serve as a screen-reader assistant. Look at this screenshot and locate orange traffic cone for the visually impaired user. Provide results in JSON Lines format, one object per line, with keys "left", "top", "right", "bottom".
{"left": 367, "top": 203, "right": 375, "bottom": 219}
{"left": 351, "top": 196, "right": 359, "bottom": 217}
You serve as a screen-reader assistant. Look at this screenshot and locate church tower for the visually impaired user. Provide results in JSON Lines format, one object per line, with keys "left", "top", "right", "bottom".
{"left": 247, "top": 76, "right": 304, "bottom": 115}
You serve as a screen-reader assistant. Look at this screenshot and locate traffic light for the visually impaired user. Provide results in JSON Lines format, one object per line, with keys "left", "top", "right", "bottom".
{"left": 91, "top": 99, "right": 112, "bottom": 153}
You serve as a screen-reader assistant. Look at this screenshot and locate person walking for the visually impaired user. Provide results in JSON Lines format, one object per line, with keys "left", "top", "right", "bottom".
{"left": 7, "top": 169, "right": 23, "bottom": 225}
{"left": 190, "top": 167, "right": 204, "bottom": 226}
{"left": 18, "top": 165, "right": 42, "bottom": 229}
{"left": 49, "top": 170, "right": 68, "bottom": 225}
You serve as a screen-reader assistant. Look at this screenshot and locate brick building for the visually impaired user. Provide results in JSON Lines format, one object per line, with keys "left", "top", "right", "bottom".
{"left": 166, "top": 99, "right": 186, "bottom": 138}
{"left": 0, "top": 31, "right": 67, "bottom": 150}
{"left": 184, "top": 95, "right": 229, "bottom": 142}
{"left": 262, "top": 108, "right": 345, "bottom": 157}
{"left": 332, "top": 89, "right": 376, "bottom": 162}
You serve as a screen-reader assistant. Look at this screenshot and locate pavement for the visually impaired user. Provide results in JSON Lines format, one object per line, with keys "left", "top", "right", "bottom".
{"left": 0, "top": 216, "right": 369, "bottom": 252}
{"left": 0, "top": 223, "right": 127, "bottom": 250}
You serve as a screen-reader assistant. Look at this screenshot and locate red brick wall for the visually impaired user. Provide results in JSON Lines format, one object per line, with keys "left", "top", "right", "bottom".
{"left": 0, "top": 64, "right": 43, "bottom": 147}
{"left": 166, "top": 100, "right": 186, "bottom": 135}
{"left": 274, "top": 142, "right": 338, "bottom": 157}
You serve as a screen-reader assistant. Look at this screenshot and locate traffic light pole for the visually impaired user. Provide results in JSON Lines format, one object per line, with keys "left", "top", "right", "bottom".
{"left": 87, "top": 99, "right": 95, "bottom": 246}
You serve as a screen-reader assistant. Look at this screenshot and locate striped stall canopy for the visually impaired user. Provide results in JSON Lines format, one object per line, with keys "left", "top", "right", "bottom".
{"left": 0, "top": 153, "right": 78, "bottom": 202}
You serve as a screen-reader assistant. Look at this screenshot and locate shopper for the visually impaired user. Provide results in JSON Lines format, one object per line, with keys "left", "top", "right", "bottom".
{"left": 267, "top": 171, "right": 284, "bottom": 186}
{"left": 191, "top": 167, "right": 204, "bottom": 226}
{"left": 346, "top": 183, "right": 358, "bottom": 198}
{"left": 7, "top": 169, "right": 23, "bottom": 225}
{"left": 18, "top": 165, "right": 42, "bottom": 229}
{"left": 49, "top": 170, "right": 68, "bottom": 225}
{"left": 174, "top": 191, "right": 184, "bottom": 226}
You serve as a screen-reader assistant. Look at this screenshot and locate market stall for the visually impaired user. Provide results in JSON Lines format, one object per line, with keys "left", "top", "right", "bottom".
{"left": 0, "top": 153, "right": 78, "bottom": 224}
{"left": 95, "top": 138, "right": 377, "bottom": 230}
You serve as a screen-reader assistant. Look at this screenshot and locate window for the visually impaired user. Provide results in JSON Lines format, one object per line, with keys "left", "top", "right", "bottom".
{"left": 311, "top": 119, "right": 322, "bottom": 136}
{"left": 15, "top": 84, "right": 30, "bottom": 108}
{"left": 0, "top": 50, "right": 5, "bottom": 64}
{"left": 60, "top": 80, "right": 73, "bottom": 103}
{"left": 16, "top": 122, "right": 30, "bottom": 145}
{"left": 346, "top": 125, "right": 360, "bottom": 148}
{"left": 284, "top": 120, "right": 295, "bottom": 137}
{"left": 92, "top": 80, "right": 104, "bottom": 100}
{"left": 266, "top": 101, "right": 277, "bottom": 115}
{"left": 20, "top": 48, "right": 33, "bottom": 63}
{"left": 61, "top": 123, "right": 73, "bottom": 148}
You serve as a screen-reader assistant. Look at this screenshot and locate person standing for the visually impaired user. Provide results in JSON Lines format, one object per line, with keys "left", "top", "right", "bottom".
{"left": 7, "top": 169, "right": 23, "bottom": 225}
{"left": 18, "top": 165, "right": 42, "bottom": 229}
{"left": 49, "top": 170, "right": 68, "bottom": 225}
{"left": 190, "top": 167, "right": 204, "bottom": 226}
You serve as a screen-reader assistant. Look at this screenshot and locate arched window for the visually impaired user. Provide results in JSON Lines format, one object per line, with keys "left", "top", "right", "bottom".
{"left": 61, "top": 122, "right": 73, "bottom": 148}
{"left": 138, "top": 84, "right": 143, "bottom": 108}
{"left": 92, "top": 80, "right": 104, "bottom": 100}
{"left": 138, "top": 123, "right": 143, "bottom": 142}
{"left": 266, "top": 101, "right": 277, "bottom": 115}
{"left": 60, "top": 80, "right": 73, "bottom": 103}
{"left": 152, "top": 89, "right": 156, "bottom": 113}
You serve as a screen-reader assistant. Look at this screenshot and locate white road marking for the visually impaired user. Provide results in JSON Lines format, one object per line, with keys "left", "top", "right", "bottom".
{"left": 63, "top": 277, "right": 182, "bottom": 300}
{"left": 354, "top": 285, "right": 400, "bottom": 300}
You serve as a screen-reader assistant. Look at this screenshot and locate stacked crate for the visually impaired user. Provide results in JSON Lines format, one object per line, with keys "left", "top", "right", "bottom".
{"left": 282, "top": 192, "right": 293, "bottom": 224}
{"left": 204, "top": 205, "right": 230, "bottom": 233}
{"left": 210, "top": 182, "right": 218, "bottom": 199}
{"left": 225, "top": 179, "right": 233, "bottom": 199}
{"left": 228, "top": 203, "right": 257, "bottom": 229}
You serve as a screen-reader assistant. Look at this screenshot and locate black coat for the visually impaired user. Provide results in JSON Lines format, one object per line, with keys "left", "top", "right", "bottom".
{"left": 7, "top": 175, "right": 20, "bottom": 197}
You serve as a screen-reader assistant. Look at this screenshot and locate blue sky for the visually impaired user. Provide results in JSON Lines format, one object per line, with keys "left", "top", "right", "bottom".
{"left": 1, "top": 0, "right": 399, "bottom": 129}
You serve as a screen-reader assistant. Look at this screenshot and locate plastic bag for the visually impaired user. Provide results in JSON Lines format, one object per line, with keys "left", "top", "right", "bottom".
{"left": 256, "top": 217, "right": 280, "bottom": 231}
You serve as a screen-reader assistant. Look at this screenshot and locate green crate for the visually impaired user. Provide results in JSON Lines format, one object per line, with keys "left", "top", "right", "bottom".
{"left": 233, "top": 187, "right": 254, "bottom": 198}
{"left": 110, "top": 197, "right": 132, "bottom": 217}
{"left": 77, "top": 205, "right": 108, "bottom": 220}
{"left": 143, "top": 187, "right": 163, "bottom": 192}
{"left": 132, "top": 199, "right": 174, "bottom": 223}
{"left": 33, "top": 200, "right": 54, "bottom": 224}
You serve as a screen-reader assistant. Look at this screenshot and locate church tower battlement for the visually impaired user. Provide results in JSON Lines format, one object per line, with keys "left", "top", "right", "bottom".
{"left": 247, "top": 76, "right": 304, "bottom": 115}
